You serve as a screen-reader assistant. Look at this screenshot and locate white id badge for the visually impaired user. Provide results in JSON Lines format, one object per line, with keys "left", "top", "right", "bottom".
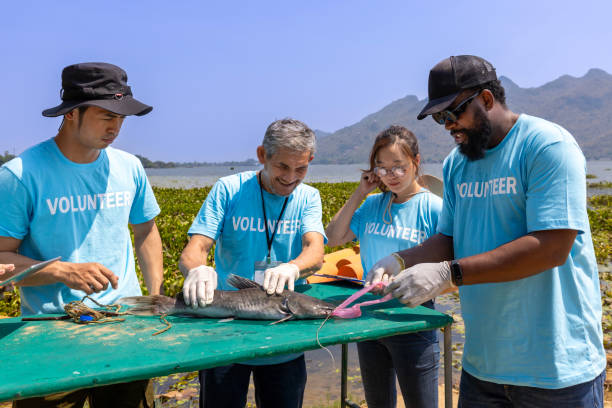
{"left": 253, "top": 260, "right": 282, "bottom": 285}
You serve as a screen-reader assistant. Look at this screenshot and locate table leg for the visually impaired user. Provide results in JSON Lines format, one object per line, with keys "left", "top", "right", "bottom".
{"left": 444, "top": 323, "right": 453, "bottom": 408}
{"left": 341, "top": 343, "right": 347, "bottom": 408}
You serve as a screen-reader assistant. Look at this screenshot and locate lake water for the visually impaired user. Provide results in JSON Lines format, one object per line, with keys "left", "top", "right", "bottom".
{"left": 147, "top": 160, "right": 612, "bottom": 188}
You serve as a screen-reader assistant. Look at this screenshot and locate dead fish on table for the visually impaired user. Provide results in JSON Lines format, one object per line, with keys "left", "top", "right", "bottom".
{"left": 118, "top": 274, "right": 335, "bottom": 324}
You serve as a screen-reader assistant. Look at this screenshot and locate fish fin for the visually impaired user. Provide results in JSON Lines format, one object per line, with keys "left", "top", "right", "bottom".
{"left": 227, "top": 274, "right": 262, "bottom": 290}
{"left": 269, "top": 315, "right": 294, "bottom": 325}
{"left": 117, "top": 295, "right": 176, "bottom": 316}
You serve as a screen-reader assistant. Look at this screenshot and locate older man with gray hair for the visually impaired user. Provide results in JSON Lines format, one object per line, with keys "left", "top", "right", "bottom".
{"left": 179, "top": 118, "right": 326, "bottom": 408}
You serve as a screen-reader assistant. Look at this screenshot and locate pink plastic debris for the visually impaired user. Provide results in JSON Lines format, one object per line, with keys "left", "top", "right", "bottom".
{"left": 331, "top": 282, "right": 394, "bottom": 318}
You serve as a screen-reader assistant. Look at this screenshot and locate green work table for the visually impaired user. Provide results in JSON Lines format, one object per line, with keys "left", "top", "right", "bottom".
{"left": 0, "top": 283, "right": 454, "bottom": 407}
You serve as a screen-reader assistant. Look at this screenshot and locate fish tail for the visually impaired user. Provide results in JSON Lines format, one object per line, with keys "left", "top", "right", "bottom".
{"left": 117, "top": 295, "right": 177, "bottom": 316}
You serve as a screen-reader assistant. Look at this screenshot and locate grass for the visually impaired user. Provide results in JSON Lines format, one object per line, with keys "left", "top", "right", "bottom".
{"left": 589, "top": 181, "right": 612, "bottom": 189}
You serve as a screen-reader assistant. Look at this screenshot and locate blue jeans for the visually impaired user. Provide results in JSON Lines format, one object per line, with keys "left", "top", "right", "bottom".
{"left": 458, "top": 369, "right": 606, "bottom": 408}
{"left": 357, "top": 312, "right": 440, "bottom": 408}
{"left": 199, "top": 355, "right": 306, "bottom": 408}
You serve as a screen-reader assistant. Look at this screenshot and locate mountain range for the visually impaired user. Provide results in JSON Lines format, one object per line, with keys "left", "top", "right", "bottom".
{"left": 313, "top": 68, "right": 612, "bottom": 163}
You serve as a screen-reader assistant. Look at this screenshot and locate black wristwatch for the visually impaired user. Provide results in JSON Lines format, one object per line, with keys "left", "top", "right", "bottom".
{"left": 450, "top": 260, "right": 463, "bottom": 286}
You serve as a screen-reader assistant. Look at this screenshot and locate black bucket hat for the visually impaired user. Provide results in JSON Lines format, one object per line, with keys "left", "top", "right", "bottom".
{"left": 42, "top": 62, "right": 152, "bottom": 117}
{"left": 417, "top": 55, "right": 497, "bottom": 120}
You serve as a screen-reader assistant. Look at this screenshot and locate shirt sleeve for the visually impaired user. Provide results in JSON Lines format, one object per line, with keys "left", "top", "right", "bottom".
{"left": 0, "top": 167, "right": 32, "bottom": 239}
{"left": 300, "top": 189, "right": 327, "bottom": 243}
{"left": 437, "top": 157, "right": 456, "bottom": 237}
{"left": 129, "top": 161, "right": 161, "bottom": 224}
{"left": 525, "top": 139, "right": 588, "bottom": 234}
{"left": 188, "top": 179, "right": 228, "bottom": 241}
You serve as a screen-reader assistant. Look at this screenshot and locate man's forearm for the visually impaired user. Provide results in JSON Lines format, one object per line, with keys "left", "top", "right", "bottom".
{"left": 0, "top": 251, "right": 39, "bottom": 272}
{"left": 0, "top": 251, "right": 62, "bottom": 286}
{"left": 133, "top": 224, "right": 164, "bottom": 295}
{"left": 397, "top": 233, "right": 454, "bottom": 270}
{"left": 179, "top": 235, "right": 215, "bottom": 277}
{"left": 291, "top": 233, "right": 325, "bottom": 279}
{"left": 458, "top": 229, "right": 576, "bottom": 285}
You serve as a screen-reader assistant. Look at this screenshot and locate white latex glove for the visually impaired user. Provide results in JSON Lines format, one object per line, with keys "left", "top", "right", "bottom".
{"left": 366, "top": 253, "right": 405, "bottom": 291}
{"left": 263, "top": 263, "right": 300, "bottom": 295}
{"left": 384, "top": 261, "right": 455, "bottom": 308}
{"left": 183, "top": 265, "right": 218, "bottom": 308}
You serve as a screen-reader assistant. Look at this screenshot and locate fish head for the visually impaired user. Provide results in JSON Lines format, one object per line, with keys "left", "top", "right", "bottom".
{"left": 284, "top": 292, "right": 336, "bottom": 319}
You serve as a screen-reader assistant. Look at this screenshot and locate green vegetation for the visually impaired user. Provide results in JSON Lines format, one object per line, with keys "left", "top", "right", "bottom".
{"left": 588, "top": 181, "right": 612, "bottom": 189}
{"left": 586, "top": 174, "right": 597, "bottom": 179}
{"left": 588, "top": 195, "right": 612, "bottom": 264}
{"left": 136, "top": 155, "right": 178, "bottom": 169}
{"left": 0, "top": 151, "right": 15, "bottom": 166}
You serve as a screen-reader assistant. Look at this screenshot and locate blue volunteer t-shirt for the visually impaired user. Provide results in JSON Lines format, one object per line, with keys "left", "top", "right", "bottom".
{"left": 188, "top": 170, "right": 326, "bottom": 365}
{"left": 350, "top": 190, "right": 442, "bottom": 278}
{"left": 438, "top": 114, "right": 605, "bottom": 388}
{"left": 0, "top": 139, "right": 160, "bottom": 315}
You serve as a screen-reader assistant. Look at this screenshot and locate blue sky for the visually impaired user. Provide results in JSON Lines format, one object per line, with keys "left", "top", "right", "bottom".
{"left": 2, "top": 1, "right": 611, "bottom": 162}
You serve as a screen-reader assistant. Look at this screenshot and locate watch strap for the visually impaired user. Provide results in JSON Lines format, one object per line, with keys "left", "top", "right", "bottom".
{"left": 450, "top": 260, "right": 463, "bottom": 286}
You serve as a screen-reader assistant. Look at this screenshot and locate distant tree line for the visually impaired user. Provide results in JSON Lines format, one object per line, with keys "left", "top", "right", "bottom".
{"left": 136, "top": 155, "right": 178, "bottom": 169}
{"left": 136, "top": 155, "right": 259, "bottom": 168}
{"left": 0, "top": 151, "right": 15, "bottom": 166}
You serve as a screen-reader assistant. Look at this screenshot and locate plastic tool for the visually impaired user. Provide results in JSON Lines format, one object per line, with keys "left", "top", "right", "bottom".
{"left": 0, "top": 256, "right": 61, "bottom": 287}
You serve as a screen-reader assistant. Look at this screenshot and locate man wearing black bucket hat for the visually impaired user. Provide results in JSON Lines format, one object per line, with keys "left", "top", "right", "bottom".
{"left": 369, "top": 55, "right": 605, "bottom": 406}
{"left": 0, "top": 62, "right": 162, "bottom": 407}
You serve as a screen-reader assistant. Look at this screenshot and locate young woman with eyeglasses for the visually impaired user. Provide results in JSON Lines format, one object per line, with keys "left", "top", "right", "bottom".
{"left": 326, "top": 125, "right": 442, "bottom": 408}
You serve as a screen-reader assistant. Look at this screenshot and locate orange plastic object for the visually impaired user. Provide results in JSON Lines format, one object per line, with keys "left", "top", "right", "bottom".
{"left": 307, "top": 246, "right": 363, "bottom": 284}
{"left": 336, "top": 259, "right": 352, "bottom": 268}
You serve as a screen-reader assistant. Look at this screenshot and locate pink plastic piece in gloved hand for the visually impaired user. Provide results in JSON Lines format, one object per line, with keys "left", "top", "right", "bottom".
{"left": 331, "top": 282, "right": 394, "bottom": 318}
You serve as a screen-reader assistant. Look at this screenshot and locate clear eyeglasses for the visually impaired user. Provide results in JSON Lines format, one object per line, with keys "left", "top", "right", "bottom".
{"left": 373, "top": 166, "right": 406, "bottom": 177}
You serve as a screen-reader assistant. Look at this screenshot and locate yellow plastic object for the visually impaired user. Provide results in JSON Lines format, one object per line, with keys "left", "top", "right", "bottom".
{"left": 307, "top": 246, "right": 363, "bottom": 284}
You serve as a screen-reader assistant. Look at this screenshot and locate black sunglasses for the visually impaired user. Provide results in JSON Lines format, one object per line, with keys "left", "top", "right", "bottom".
{"left": 432, "top": 91, "right": 480, "bottom": 125}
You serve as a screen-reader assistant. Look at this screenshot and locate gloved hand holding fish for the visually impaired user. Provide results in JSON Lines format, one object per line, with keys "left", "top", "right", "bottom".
{"left": 182, "top": 264, "right": 217, "bottom": 308}
{"left": 119, "top": 274, "right": 335, "bottom": 324}
{"left": 263, "top": 262, "right": 300, "bottom": 295}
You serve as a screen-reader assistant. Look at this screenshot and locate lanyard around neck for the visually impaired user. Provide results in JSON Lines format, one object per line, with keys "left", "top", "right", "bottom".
{"left": 258, "top": 172, "right": 289, "bottom": 261}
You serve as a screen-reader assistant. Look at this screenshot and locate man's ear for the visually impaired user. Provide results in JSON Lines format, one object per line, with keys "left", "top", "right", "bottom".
{"left": 308, "top": 154, "right": 314, "bottom": 163}
{"left": 256, "top": 146, "right": 266, "bottom": 164}
{"left": 64, "top": 109, "right": 78, "bottom": 121}
{"left": 481, "top": 89, "right": 495, "bottom": 111}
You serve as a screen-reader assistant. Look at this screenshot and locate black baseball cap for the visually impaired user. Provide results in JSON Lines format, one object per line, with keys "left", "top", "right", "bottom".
{"left": 42, "top": 62, "right": 152, "bottom": 117}
{"left": 417, "top": 55, "right": 497, "bottom": 120}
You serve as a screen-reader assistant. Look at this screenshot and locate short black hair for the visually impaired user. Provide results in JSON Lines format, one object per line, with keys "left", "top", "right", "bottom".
{"left": 469, "top": 79, "right": 506, "bottom": 106}
{"left": 77, "top": 106, "right": 90, "bottom": 116}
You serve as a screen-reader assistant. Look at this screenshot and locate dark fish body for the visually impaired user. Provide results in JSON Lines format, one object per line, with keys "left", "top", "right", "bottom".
{"left": 118, "top": 274, "right": 335, "bottom": 321}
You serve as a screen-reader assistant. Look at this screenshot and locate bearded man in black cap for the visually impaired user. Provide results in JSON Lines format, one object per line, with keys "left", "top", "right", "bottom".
{"left": 368, "top": 55, "right": 605, "bottom": 406}
{"left": 0, "top": 62, "right": 162, "bottom": 407}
